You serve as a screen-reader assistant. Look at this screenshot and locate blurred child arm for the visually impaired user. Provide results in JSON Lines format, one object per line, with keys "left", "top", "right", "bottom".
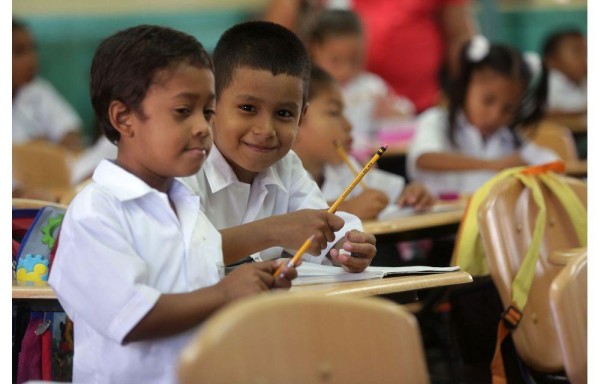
{"left": 415, "top": 151, "right": 526, "bottom": 172}
{"left": 332, "top": 189, "right": 389, "bottom": 220}
{"left": 396, "top": 182, "right": 436, "bottom": 211}
{"left": 123, "top": 260, "right": 296, "bottom": 343}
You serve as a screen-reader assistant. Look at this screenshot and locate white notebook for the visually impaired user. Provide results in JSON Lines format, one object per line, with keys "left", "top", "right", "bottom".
{"left": 293, "top": 263, "right": 460, "bottom": 286}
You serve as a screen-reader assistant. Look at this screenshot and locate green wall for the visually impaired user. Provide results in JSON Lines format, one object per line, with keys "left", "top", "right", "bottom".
{"left": 22, "top": 10, "right": 253, "bottom": 143}
{"left": 20, "top": 6, "right": 586, "bottom": 143}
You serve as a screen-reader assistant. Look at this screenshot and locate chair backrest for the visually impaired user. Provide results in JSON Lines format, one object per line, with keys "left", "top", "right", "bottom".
{"left": 178, "top": 293, "right": 430, "bottom": 384}
{"left": 13, "top": 141, "right": 74, "bottom": 192}
{"left": 477, "top": 175, "right": 586, "bottom": 373}
{"left": 531, "top": 120, "right": 579, "bottom": 161}
{"left": 550, "top": 252, "right": 587, "bottom": 384}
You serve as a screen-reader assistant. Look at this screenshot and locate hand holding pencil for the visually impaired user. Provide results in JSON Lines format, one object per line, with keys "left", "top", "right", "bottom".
{"left": 273, "top": 146, "right": 386, "bottom": 277}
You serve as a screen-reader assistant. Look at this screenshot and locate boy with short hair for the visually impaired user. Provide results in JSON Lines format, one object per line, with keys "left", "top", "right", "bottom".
{"left": 180, "top": 21, "right": 377, "bottom": 272}
{"left": 49, "top": 25, "right": 296, "bottom": 383}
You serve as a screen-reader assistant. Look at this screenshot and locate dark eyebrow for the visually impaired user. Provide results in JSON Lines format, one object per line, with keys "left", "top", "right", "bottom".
{"left": 173, "top": 92, "right": 216, "bottom": 102}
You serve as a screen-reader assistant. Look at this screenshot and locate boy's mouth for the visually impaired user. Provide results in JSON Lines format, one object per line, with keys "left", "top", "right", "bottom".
{"left": 243, "top": 142, "right": 278, "bottom": 152}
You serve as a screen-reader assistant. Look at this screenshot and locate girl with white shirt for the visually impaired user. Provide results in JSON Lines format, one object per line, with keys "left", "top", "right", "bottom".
{"left": 407, "top": 36, "right": 559, "bottom": 197}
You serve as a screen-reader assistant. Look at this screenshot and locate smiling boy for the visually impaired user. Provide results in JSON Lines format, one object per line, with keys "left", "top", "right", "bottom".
{"left": 181, "top": 21, "right": 377, "bottom": 271}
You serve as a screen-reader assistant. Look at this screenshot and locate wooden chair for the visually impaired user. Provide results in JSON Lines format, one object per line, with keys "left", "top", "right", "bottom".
{"left": 530, "top": 120, "right": 586, "bottom": 177}
{"left": 530, "top": 120, "right": 579, "bottom": 161}
{"left": 477, "top": 174, "right": 586, "bottom": 377}
{"left": 178, "top": 293, "right": 430, "bottom": 384}
{"left": 550, "top": 251, "right": 587, "bottom": 384}
{"left": 13, "top": 141, "right": 75, "bottom": 201}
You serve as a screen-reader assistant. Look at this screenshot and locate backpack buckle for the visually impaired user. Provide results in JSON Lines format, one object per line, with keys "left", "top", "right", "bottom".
{"left": 502, "top": 304, "right": 522, "bottom": 330}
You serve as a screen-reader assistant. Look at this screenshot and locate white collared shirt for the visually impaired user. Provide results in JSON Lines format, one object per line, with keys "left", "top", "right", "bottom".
{"left": 407, "top": 107, "right": 559, "bottom": 196}
{"left": 547, "top": 69, "right": 587, "bottom": 113}
{"left": 179, "top": 147, "right": 363, "bottom": 264}
{"left": 13, "top": 77, "right": 82, "bottom": 144}
{"left": 49, "top": 160, "right": 223, "bottom": 384}
{"left": 321, "top": 158, "right": 406, "bottom": 205}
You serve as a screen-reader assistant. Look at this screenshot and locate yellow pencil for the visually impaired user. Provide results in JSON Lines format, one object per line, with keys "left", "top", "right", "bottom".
{"left": 333, "top": 140, "right": 368, "bottom": 189}
{"left": 273, "top": 145, "right": 387, "bottom": 278}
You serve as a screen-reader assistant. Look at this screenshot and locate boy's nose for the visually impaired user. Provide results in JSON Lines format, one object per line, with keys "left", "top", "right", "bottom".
{"left": 251, "top": 117, "right": 276, "bottom": 136}
{"left": 192, "top": 117, "right": 211, "bottom": 137}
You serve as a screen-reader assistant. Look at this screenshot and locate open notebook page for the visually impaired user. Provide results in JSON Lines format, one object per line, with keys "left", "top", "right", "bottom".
{"left": 293, "top": 263, "right": 460, "bottom": 286}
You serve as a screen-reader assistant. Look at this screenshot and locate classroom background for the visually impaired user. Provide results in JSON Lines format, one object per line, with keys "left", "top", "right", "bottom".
{"left": 13, "top": 0, "right": 587, "bottom": 145}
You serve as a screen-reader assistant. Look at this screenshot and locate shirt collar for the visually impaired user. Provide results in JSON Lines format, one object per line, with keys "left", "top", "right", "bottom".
{"left": 456, "top": 110, "right": 514, "bottom": 144}
{"left": 92, "top": 159, "right": 192, "bottom": 201}
{"left": 204, "top": 146, "right": 288, "bottom": 194}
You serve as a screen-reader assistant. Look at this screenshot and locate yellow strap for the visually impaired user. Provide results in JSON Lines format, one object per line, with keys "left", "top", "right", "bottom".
{"left": 539, "top": 173, "right": 587, "bottom": 245}
{"left": 511, "top": 173, "right": 546, "bottom": 310}
{"left": 452, "top": 166, "right": 527, "bottom": 275}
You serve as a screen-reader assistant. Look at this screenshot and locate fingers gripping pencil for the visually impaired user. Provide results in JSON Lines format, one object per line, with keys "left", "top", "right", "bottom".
{"left": 273, "top": 145, "right": 387, "bottom": 278}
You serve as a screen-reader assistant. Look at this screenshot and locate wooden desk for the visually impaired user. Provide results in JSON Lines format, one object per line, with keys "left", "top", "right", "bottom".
{"left": 363, "top": 202, "right": 466, "bottom": 242}
{"left": 290, "top": 270, "right": 472, "bottom": 298}
{"left": 13, "top": 271, "right": 473, "bottom": 302}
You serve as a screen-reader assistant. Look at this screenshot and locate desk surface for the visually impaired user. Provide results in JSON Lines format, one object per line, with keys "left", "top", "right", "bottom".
{"left": 363, "top": 202, "right": 466, "bottom": 236}
{"left": 290, "top": 270, "right": 472, "bottom": 297}
{"left": 13, "top": 270, "right": 473, "bottom": 300}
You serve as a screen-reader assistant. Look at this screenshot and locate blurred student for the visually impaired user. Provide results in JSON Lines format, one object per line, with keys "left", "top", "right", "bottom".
{"left": 293, "top": 65, "right": 434, "bottom": 221}
{"left": 307, "top": 9, "right": 415, "bottom": 161}
{"left": 49, "top": 25, "right": 297, "bottom": 384}
{"left": 180, "top": 21, "right": 377, "bottom": 271}
{"left": 12, "top": 18, "right": 82, "bottom": 151}
{"left": 542, "top": 28, "right": 587, "bottom": 116}
{"left": 407, "top": 36, "right": 559, "bottom": 197}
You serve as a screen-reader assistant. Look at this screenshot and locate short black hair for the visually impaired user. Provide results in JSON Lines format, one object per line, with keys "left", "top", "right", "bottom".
{"left": 308, "top": 65, "right": 337, "bottom": 101}
{"left": 213, "top": 21, "right": 311, "bottom": 104}
{"left": 307, "top": 9, "right": 363, "bottom": 44}
{"left": 542, "top": 28, "right": 585, "bottom": 60}
{"left": 90, "top": 25, "right": 213, "bottom": 144}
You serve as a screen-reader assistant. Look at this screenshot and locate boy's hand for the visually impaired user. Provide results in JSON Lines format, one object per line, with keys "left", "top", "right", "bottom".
{"left": 329, "top": 230, "right": 377, "bottom": 273}
{"left": 396, "top": 182, "right": 435, "bottom": 211}
{"left": 338, "top": 189, "right": 389, "bottom": 220}
{"left": 271, "top": 209, "right": 344, "bottom": 255}
{"left": 217, "top": 260, "right": 298, "bottom": 300}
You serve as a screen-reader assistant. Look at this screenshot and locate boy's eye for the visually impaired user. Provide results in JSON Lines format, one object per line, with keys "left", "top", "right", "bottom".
{"left": 328, "top": 109, "right": 342, "bottom": 117}
{"left": 204, "top": 108, "right": 215, "bottom": 121}
{"left": 239, "top": 105, "right": 256, "bottom": 113}
{"left": 175, "top": 107, "right": 192, "bottom": 116}
{"left": 276, "top": 110, "right": 294, "bottom": 118}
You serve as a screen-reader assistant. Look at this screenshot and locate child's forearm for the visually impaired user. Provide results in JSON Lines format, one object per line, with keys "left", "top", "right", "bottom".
{"left": 416, "top": 152, "right": 495, "bottom": 171}
{"left": 123, "top": 286, "right": 226, "bottom": 343}
{"left": 220, "top": 219, "right": 280, "bottom": 265}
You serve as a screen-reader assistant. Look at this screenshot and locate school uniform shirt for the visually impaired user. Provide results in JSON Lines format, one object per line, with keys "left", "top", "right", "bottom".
{"left": 13, "top": 77, "right": 82, "bottom": 144}
{"left": 321, "top": 158, "right": 406, "bottom": 204}
{"left": 179, "top": 147, "right": 363, "bottom": 264}
{"left": 49, "top": 159, "right": 223, "bottom": 384}
{"left": 407, "top": 107, "right": 559, "bottom": 196}
{"left": 343, "top": 71, "right": 415, "bottom": 159}
{"left": 547, "top": 69, "right": 587, "bottom": 113}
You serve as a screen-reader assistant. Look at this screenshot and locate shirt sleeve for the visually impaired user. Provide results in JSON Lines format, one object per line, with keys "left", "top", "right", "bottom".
{"left": 406, "top": 107, "right": 450, "bottom": 180}
{"left": 35, "top": 79, "right": 83, "bottom": 142}
{"left": 519, "top": 141, "right": 561, "bottom": 165}
{"left": 48, "top": 191, "right": 161, "bottom": 344}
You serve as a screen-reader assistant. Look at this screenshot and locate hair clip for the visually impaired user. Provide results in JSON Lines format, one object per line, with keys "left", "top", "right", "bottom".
{"left": 523, "top": 51, "right": 542, "bottom": 80}
{"left": 467, "top": 35, "right": 490, "bottom": 62}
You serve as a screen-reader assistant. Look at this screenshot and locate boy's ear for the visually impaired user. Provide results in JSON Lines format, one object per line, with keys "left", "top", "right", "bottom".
{"left": 108, "top": 100, "right": 135, "bottom": 138}
{"left": 298, "top": 103, "right": 309, "bottom": 128}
